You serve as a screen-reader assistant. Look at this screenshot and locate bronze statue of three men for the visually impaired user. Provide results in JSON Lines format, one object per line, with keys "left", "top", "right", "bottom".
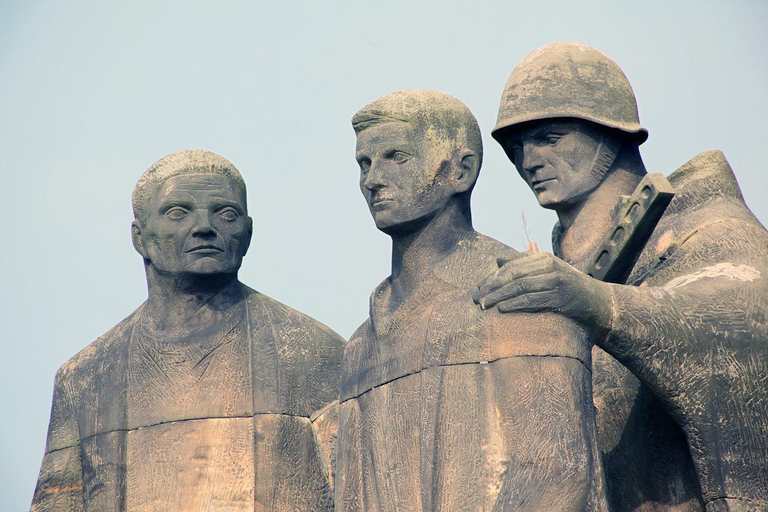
{"left": 32, "top": 42, "right": 768, "bottom": 511}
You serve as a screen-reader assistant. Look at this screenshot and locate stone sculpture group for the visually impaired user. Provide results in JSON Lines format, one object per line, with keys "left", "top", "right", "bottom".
{"left": 32, "top": 43, "right": 767, "bottom": 511}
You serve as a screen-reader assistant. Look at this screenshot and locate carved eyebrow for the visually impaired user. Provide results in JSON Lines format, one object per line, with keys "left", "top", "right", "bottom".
{"left": 527, "top": 126, "right": 551, "bottom": 137}
{"left": 533, "top": 125, "right": 569, "bottom": 137}
{"left": 382, "top": 148, "right": 412, "bottom": 157}
{"left": 210, "top": 200, "right": 244, "bottom": 213}
{"left": 157, "top": 197, "right": 193, "bottom": 212}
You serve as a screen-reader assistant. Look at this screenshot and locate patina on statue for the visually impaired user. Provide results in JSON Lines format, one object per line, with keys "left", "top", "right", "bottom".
{"left": 31, "top": 150, "right": 345, "bottom": 511}
{"left": 475, "top": 42, "right": 768, "bottom": 511}
{"left": 336, "top": 90, "right": 608, "bottom": 511}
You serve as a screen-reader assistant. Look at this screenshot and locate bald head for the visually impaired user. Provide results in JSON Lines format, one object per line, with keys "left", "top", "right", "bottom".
{"left": 352, "top": 89, "right": 483, "bottom": 168}
{"left": 133, "top": 149, "right": 247, "bottom": 223}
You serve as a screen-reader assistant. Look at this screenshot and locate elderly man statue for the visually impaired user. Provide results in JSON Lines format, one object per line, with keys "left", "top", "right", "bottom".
{"left": 475, "top": 42, "right": 768, "bottom": 511}
{"left": 31, "top": 150, "right": 345, "bottom": 511}
{"left": 335, "top": 90, "right": 609, "bottom": 511}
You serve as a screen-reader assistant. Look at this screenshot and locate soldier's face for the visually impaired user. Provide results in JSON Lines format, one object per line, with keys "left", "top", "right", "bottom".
{"left": 355, "top": 122, "right": 453, "bottom": 235}
{"left": 501, "top": 121, "right": 606, "bottom": 210}
{"left": 134, "top": 173, "right": 252, "bottom": 276}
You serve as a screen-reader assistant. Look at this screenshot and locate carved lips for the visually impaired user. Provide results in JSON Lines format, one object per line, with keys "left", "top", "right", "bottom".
{"left": 531, "top": 177, "right": 556, "bottom": 191}
{"left": 185, "top": 244, "right": 224, "bottom": 254}
{"left": 370, "top": 196, "right": 395, "bottom": 209}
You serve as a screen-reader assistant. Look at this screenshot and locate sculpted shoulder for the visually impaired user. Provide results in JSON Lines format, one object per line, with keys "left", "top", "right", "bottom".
{"left": 242, "top": 285, "right": 345, "bottom": 415}
{"left": 450, "top": 234, "right": 591, "bottom": 364}
{"left": 631, "top": 150, "right": 768, "bottom": 286}
{"left": 662, "top": 150, "right": 762, "bottom": 236}
{"left": 431, "top": 232, "right": 520, "bottom": 289}
{"left": 55, "top": 305, "right": 144, "bottom": 389}
{"left": 243, "top": 285, "right": 345, "bottom": 350}
{"left": 45, "top": 306, "right": 144, "bottom": 444}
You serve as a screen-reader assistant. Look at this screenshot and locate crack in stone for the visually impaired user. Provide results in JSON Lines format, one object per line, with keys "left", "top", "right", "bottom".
{"left": 708, "top": 495, "right": 765, "bottom": 504}
{"left": 44, "top": 412, "right": 311, "bottom": 455}
{"left": 340, "top": 353, "right": 590, "bottom": 404}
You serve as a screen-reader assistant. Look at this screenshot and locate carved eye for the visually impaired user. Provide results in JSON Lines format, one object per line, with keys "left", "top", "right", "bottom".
{"left": 218, "top": 208, "right": 238, "bottom": 221}
{"left": 165, "top": 207, "right": 188, "bottom": 220}
{"left": 545, "top": 134, "right": 561, "bottom": 145}
{"left": 392, "top": 151, "right": 409, "bottom": 164}
{"left": 510, "top": 144, "right": 523, "bottom": 164}
{"left": 359, "top": 159, "right": 371, "bottom": 174}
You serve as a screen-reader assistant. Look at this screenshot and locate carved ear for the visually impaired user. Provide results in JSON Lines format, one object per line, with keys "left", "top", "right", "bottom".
{"left": 589, "top": 133, "right": 621, "bottom": 183}
{"left": 241, "top": 217, "right": 254, "bottom": 257}
{"left": 455, "top": 151, "right": 480, "bottom": 194}
{"left": 131, "top": 220, "right": 149, "bottom": 260}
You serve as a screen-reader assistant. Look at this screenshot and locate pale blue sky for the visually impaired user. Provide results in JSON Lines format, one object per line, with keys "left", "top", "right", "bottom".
{"left": 1, "top": 1, "right": 766, "bottom": 508}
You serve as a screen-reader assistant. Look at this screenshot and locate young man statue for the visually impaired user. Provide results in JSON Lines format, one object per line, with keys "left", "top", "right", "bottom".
{"left": 32, "top": 150, "right": 344, "bottom": 511}
{"left": 336, "top": 90, "right": 608, "bottom": 511}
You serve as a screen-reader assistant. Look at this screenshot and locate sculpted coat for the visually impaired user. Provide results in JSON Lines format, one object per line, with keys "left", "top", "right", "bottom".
{"left": 484, "top": 42, "right": 768, "bottom": 511}
{"left": 336, "top": 233, "right": 608, "bottom": 511}
{"left": 580, "top": 151, "right": 768, "bottom": 511}
{"left": 32, "top": 283, "right": 344, "bottom": 511}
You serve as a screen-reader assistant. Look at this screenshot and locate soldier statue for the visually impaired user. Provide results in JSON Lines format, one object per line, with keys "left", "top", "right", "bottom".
{"left": 475, "top": 42, "right": 768, "bottom": 512}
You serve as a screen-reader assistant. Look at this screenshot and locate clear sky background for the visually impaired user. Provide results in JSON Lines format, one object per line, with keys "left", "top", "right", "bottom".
{"left": 1, "top": 1, "right": 766, "bottom": 508}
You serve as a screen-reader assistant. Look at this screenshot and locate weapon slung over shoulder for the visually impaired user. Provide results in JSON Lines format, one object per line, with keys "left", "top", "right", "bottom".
{"left": 585, "top": 173, "right": 674, "bottom": 284}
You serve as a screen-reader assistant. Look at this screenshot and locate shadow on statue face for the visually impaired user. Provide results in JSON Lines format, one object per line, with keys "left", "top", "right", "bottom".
{"left": 500, "top": 120, "right": 607, "bottom": 211}
{"left": 355, "top": 122, "right": 455, "bottom": 236}
{"left": 133, "top": 173, "right": 253, "bottom": 276}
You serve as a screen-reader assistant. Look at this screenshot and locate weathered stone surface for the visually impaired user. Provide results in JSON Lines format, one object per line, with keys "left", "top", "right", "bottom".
{"left": 31, "top": 150, "right": 345, "bottom": 511}
{"left": 602, "top": 150, "right": 768, "bottom": 510}
{"left": 337, "top": 90, "right": 607, "bottom": 511}
{"left": 480, "top": 42, "right": 768, "bottom": 511}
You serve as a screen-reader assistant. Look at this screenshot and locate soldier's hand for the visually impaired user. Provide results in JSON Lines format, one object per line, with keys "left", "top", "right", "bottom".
{"left": 472, "top": 252, "right": 613, "bottom": 333}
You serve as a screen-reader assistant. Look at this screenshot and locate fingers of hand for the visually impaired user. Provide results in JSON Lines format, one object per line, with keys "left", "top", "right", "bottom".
{"left": 496, "top": 291, "right": 560, "bottom": 314}
{"left": 474, "top": 253, "right": 557, "bottom": 303}
{"left": 475, "top": 267, "right": 503, "bottom": 302}
{"left": 478, "top": 275, "right": 556, "bottom": 310}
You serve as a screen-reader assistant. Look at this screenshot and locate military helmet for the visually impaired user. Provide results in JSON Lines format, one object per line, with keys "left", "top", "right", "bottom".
{"left": 492, "top": 42, "right": 648, "bottom": 144}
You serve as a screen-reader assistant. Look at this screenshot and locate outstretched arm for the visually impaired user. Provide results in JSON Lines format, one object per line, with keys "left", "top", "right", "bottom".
{"left": 473, "top": 219, "right": 768, "bottom": 506}
{"left": 473, "top": 219, "right": 768, "bottom": 409}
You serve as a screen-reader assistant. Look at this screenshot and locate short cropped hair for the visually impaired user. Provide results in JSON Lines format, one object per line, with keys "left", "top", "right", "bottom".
{"left": 132, "top": 149, "right": 247, "bottom": 222}
{"left": 352, "top": 89, "right": 483, "bottom": 167}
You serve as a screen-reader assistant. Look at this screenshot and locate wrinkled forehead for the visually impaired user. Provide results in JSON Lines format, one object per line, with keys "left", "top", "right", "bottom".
{"left": 151, "top": 172, "right": 246, "bottom": 205}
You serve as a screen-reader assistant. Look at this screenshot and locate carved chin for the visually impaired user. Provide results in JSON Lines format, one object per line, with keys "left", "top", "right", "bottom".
{"left": 534, "top": 190, "right": 560, "bottom": 209}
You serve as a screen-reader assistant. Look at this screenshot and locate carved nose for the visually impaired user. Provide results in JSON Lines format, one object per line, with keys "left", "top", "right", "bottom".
{"left": 363, "top": 163, "right": 385, "bottom": 191}
{"left": 522, "top": 144, "right": 544, "bottom": 174}
{"left": 191, "top": 210, "right": 216, "bottom": 237}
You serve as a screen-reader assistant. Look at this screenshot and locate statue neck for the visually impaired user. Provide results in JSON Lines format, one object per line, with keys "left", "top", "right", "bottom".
{"left": 143, "top": 268, "right": 244, "bottom": 337}
{"left": 388, "top": 202, "right": 474, "bottom": 309}
{"left": 557, "top": 152, "right": 646, "bottom": 269}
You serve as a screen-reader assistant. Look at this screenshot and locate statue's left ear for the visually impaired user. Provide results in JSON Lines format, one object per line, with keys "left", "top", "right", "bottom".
{"left": 131, "top": 220, "right": 149, "bottom": 260}
{"left": 454, "top": 151, "right": 480, "bottom": 194}
{"left": 242, "top": 217, "right": 254, "bottom": 256}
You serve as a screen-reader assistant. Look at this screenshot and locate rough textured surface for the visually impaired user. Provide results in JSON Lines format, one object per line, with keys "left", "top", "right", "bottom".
{"left": 486, "top": 42, "right": 768, "bottom": 512}
{"left": 337, "top": 234, "right": 607, "bottom": 511}
{"left": 552, "top": 151, "right": 768, "bottom": 512}
{"left": 492, "top": 42, "right": 648, "bottom": 144}
{"left": 339, "top": 90, "right": 607, "bottom": 511}
{"left": 33, "top": 289, "right": 344, "bottom": 511}
{"left": 584, "top": 172, "right": 675, "bottom": 284}
{"left": 589, "top": 336, "right": 703, "bottom": 511}
{"left": 602, "top": 151, "right": 768, "bottom": 510}
{"left": 31, "top": 150, "right": 345, "bottom": 511}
